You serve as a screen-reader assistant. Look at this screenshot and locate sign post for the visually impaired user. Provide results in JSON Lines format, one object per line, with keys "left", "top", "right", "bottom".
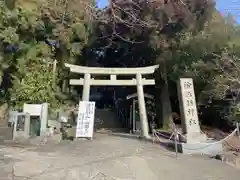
{"left": 76, "top": 101, "right": 95, "bottom": 140}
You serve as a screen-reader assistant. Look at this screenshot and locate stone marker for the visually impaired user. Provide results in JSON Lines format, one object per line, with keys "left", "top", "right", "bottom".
{"left": 178, "top": 78, "right": 207, "bottom": 143}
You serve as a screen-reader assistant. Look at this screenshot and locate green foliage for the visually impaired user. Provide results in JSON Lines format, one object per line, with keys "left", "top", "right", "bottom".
{"left": 9, "top": 42, "right": 59, "bottom": 108}
{"left": 231, "top": 103, "right": 240, "bottom": 123}
{"left": 162, "top": 9, "right": 240, "bottom": 126}
{"left": 0, "top": 0, "right": 91, "bottom": 108}
{"left": 10, "top": 62, "right": 58, "bottom": 108}
{"left": 1, "top": 0, "right": 239, "bottom": 129}
{"left": 167, "top": 10, "right": 240, "bottom": 100}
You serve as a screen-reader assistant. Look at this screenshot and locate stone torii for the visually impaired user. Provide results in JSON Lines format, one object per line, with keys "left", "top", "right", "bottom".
{"left": 65, "top": 63, "right": 159, "bottom": 138}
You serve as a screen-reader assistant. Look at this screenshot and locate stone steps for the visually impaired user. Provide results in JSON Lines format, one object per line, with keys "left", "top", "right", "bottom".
{"left": 95, "top": 109, "right": 123, "bottom": 130}
{"left": 64, "top": 109, "right": 128, "bottom": 138}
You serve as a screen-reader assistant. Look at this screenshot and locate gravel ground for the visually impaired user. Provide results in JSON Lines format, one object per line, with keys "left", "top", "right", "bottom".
{"left": 0, "top": 133, "right": 240, "bottom": 180}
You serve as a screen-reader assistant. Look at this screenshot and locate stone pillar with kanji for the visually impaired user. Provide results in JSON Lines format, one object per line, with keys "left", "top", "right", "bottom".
{"left": 178, "top": 78, "right": 207, "bottom": 143}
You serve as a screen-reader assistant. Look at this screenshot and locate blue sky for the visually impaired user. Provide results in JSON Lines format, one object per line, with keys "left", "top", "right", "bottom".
{"left": 96, "top": 0, "right": 240, "bottom": 22}
{"left": 216, "top": 0, "right": 240, "bottom": 20}
{"left": 96, "top": 0, "right": 108, "bottom": 8}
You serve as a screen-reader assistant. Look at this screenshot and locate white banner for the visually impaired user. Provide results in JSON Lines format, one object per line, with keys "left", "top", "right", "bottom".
{"left": 76, "top": 101, "right": 95, "bottom": 138}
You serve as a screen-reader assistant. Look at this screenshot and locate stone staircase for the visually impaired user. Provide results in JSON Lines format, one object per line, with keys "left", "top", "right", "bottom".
{"left": 64, "top": 108, "right": 127, "bottom": 138}
{"left": 94, "top": 109, "right": 127, "bottom": 132}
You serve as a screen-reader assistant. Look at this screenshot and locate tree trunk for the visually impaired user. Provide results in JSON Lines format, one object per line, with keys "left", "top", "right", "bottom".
{"left": 160, "top": 81, "right": 173, "bottom": 129}
{"left": 155, "top": 61, "right": 173, "bottom": 129}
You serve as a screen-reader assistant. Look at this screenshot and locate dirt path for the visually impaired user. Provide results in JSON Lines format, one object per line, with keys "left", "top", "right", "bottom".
{"left": 1, "top": 134, "right": 240, "bottom": 180}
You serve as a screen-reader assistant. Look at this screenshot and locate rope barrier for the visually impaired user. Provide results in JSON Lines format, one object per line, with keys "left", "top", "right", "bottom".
{"left": 223, "top": 140, "right": 240, "bottom": 151}
{"left": 152, "top": 130, "right": 172, "bottom": 140}
{"left": 177, "top": 128, "right": 237, "bottom": 145}
{"left": 152, "top": 131, "right": 165, "bottom": 144}
{"left": 152, "top": 124, "right": 240, "bottom": 152}
{"left": 176, "top": 130, "right": 237, "bottom": 151}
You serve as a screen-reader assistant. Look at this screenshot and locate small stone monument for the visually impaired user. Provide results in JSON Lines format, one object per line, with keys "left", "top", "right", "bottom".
{"left": 178, "top": 78, "right": 207, "bottom": 143}
{"left": 23, "top": 103, "right": 48, "bottom": 136}
{"left": 12, "top": 113, "right": 31, "bottom": 140}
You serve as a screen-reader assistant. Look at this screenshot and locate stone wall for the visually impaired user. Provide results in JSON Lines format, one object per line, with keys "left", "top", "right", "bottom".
{"left": 0, "top": 103, "right": 8, "bottom": 126}
{"left": 0, "top": 103, "right": 13, "bottom": 143}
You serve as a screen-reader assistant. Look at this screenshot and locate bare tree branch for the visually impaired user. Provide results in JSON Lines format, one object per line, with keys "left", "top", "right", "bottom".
{"left": 42, "top": 0, "right": 213, "bottom": 44}
{"left": 78, "top": 0, "right": 213, "bottom": 43}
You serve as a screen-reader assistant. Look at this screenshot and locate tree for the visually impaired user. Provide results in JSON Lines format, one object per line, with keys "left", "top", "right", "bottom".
{"left": 40, "top": 0, "right": 94, "bottom": 95}
{"left": 87, "top": 0, "right": 215, "bottom": 134}
{"left": 10, "top": 43, "right": 59, "bottom": 108}
{"left": 166, "top": 9, "right": 240, "bottom": 128}
{"left": 0, "top": 0, "right": 93, "bottom": 109}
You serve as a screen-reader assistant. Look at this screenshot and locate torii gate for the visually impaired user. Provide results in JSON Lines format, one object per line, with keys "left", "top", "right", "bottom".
{"left": 65, "top": 63, "right": 159, "bottom": 138}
